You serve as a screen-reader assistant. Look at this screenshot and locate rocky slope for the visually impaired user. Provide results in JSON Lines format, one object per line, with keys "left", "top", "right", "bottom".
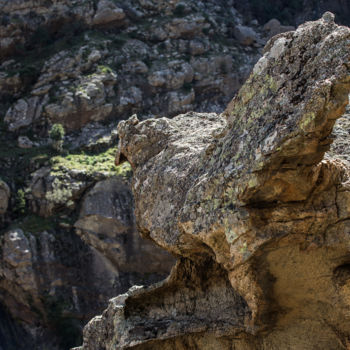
{"left": 77, "top": 13, "right": 350, "bottom": 349}
{"left": 234, "top": 0, "right": 350, "bottom": 28}
{"left": 1, "top": 1, "right": 345, "bottom": 349}
{"left": 0, "top": 0, "right": 264, "bottom": 135}
{"left": 0, "top": 0, "right": 272, "bottom": 348}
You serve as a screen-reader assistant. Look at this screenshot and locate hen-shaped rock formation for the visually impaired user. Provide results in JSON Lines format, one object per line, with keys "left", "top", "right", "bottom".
{"left": 77, "top": 13, "right": 350, "bottom": 349}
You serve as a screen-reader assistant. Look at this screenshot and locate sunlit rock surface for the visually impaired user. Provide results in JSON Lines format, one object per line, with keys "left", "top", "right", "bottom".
{"left": 78, "top": 13, "right": 350, "bottom": 349}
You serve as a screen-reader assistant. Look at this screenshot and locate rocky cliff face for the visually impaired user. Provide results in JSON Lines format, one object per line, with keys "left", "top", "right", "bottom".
{"left": 0, "top": 0, "right": 267, "bottom": 348}
{"left": 234, "top": 0, "right": 350, "bottom": 28}
{"left": 77, "top": 13, "right": 350, "bottom": 349}
{"left": 0, "top": 175, "right": 174, "bottom": 349}
{"left": 0, "top": 0, "right": 263, "bottom": 135}
{"left": 1, "top": 1, "right": 346, "bottom": 349}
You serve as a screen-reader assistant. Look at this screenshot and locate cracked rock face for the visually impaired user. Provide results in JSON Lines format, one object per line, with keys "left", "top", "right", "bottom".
{"left": 78, "top": 14, "right": 350, "bottom": 349}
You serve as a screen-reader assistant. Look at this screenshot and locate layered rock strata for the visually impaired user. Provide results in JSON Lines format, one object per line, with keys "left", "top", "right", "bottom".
{"left": 78, "top": 13, "right": 350, "bottom": 349}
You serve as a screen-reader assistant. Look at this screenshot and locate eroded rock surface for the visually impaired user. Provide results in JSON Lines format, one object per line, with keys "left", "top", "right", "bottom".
{"left": 75, "top": 177, "right": 174, "bottom": 279}
{"left": 78, "top": 13, "right": 350, "bottom": 349}
{"left": 0, "top": 0, "right": 262, "bottom": 135}
{"left": 0, "top": 180, "right": 10, "bottom": 215}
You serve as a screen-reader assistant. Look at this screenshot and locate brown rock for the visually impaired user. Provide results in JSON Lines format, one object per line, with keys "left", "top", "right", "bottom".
{"left": 0, "top": 180, "right": 10, "bottom": 215}
{"left": 75, "top": 177, "right": 174, "bottom": 275}
{"left": 78, "top": 14, "right": 350, "bottom": 350}
{"left": 233, "top": 25, "right": 258, "bottom": 46}
{"left": 92, "top": 0, "right": 126, "bottom": 26}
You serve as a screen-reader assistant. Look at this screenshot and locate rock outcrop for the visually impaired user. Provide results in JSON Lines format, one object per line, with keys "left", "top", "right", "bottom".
{"left": 0, "top": 0, "right": 262, "bottom": 135}
{"left": 0, "top": 179, "right": 10, "bottom": 215}
{"left": 0, "top": 119, "right": 175, "bottom": 348}
{"left": 75, "top": 177, "right": 173, "bottom": 278}
{"left": 0, "top": 175, "right": 174, "bottom": 349}
{"left": 0, "top": 2, "right": 265, "bottom": 344}
{"left": 78, "top": 13, "right": 350, "bottom": 349}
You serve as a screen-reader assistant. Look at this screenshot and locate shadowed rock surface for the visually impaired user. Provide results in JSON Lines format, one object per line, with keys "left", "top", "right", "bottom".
{"left": 77, "top": 13, "right": 350, "bottom": 349}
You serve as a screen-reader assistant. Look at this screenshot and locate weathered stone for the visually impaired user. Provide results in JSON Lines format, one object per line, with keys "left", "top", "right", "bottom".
{"left": 167, "top": 16, "right": 206, "bottom": 39}
{"left": 17, "top": 136, "right": 34, "bottom": 149}
{"left": 1, "top": 0, "right": 262, "bottom": 137}
{"left": 263, "top": 18, "right": 295, "bottom": 39}
{"left": 0, "top": 0, "right": 95, "bottom": 59}
{"left": 4, "top": 96, "right": 46, "bottom": 132}
{"left": 92, "top": 0, "right": 125, "bottom": 26}
{"left": 0, "top": 180, "right": 10, "bottom": 215}
{"left": 44, "top": 70, "right": 116, "bottom": 131}
{"left": 0, "top": 229, "right": 37, "bottom": 322}
{"left": 79, "top": 14, "right": 350, "bottom": 350}
{"left": 233, "top": 25, "right": 258, "bottom": 46}
{"left": 75, "top": 177, "right": 174, "bottom": 274}
{"left": 189, "top": 39, "right": 206, "bottom": 55}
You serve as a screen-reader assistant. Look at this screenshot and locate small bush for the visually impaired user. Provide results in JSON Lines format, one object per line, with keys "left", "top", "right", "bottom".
{"left": 49, "top": 124, "right": 65, "bottom": 141}
{"left": 49, "top": 124, "right": 65, "bottom": 153}
{"left": 97, "top": 65, "right": 113, "bottom": 74}
{"left": 15, "top": 189, "right": 26, "bottom": 215}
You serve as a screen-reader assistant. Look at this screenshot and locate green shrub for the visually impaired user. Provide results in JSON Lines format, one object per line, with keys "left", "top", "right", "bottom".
{"left": 49, "top": 124, "right": 65, "bottom": 141}
{"left": 49, "top": 124, "right": 65, "bottom": 153}
{"left": 15, "top": 189, "right": 26, "bottom": 215}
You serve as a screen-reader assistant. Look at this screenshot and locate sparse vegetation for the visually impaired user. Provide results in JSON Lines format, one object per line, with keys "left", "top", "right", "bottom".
{"left": 97, "top": 65, "right": 114, "bottom": 74}
{"left": 49, "top": 124, "right": 65, "bottom": 153}
{"left": 18, "top": 214, "right": 56, "bottom": 233}
{"left": 14, "top": 189, "right": 26, "bottom": 215}
{"left": 50, "top": 147, "right": 132, "bottom": 177}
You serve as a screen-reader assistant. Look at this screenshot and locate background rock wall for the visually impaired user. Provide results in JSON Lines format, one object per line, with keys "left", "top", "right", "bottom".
{"left": 0, "top": 0, "right": 349, "bottom": 349}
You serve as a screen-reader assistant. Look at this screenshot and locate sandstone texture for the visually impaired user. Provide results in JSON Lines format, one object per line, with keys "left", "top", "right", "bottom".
{"left": 78, "top": 14, "right": 350, "bottom": 349}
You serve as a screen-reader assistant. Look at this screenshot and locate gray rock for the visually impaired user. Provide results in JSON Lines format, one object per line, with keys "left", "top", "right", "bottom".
{"left": 92, "top": 0, "right": 126, "bottom": 26}
{"left": 1, "top": 229, "right": 37, "bottom": 299}
{"left": 263, "top": 18, "right": 295, "bottom": 39}
{"left": 189, "top": 39, "right": 206, "bottom": 55}
{"left": 75, "top": 178, "right": 174, "bottom": 274}
{"left": 167, "top": 16, "right": 206, "bottom": 39}
{"left": 4, "top": 96, "right": 45, "bottom": 131}
{"left": 80, "top": 15, "right": 350, "bottom": 350}
{"left": 233, "top": 24, "right": 258, "bottom": 46}
{"left": 0, "top": 180, "right": 10, "bottom": 215}
{"left": 17, "top": 136, "right": 34, "bottom": 149}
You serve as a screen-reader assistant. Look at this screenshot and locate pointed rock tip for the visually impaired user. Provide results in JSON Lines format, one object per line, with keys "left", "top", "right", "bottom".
{"left": 322, "top": 11, "right": 335, "bottom": 23}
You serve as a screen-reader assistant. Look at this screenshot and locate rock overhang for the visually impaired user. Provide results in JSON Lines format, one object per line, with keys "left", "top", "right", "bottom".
{"left": 78, "top": 13, "right": 350, "bottom": 350}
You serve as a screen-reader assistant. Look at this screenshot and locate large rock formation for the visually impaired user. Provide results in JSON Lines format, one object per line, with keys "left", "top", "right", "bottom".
{"left": 0, "top": 175, "right": 174, "bottom": 349}
{"left": 78, "top": 13, "right": 350, "bottom": 349}
{"left": 0, "top": 1, "right": 264, "bottom": 346}
{"left": 0, "top": 0, "right": 261, "bottom": 135}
